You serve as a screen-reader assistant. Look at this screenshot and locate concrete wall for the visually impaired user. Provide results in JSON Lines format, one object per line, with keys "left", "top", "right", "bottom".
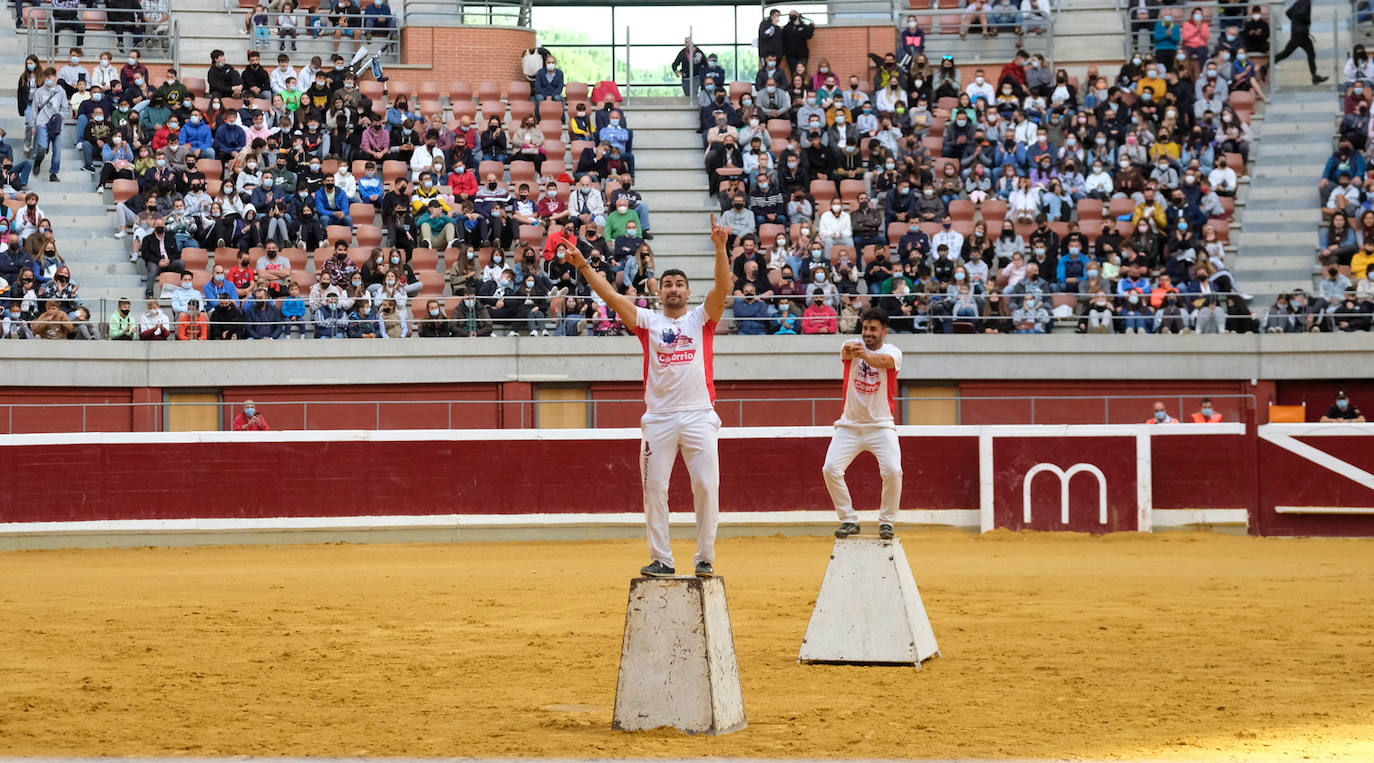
{"left": 1, "top": 335, "right": 1371, "bottom": 389}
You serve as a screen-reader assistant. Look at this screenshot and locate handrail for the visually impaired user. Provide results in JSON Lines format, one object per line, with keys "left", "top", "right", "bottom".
{"left": 0, "top": 393, "right": 1261, "bottom": 432}
{"left": 401, "top": 0, "right": 533, "bottom": 29}
{"left": 248, "top": 10, "right": 399, "bottom": 64}
{"left": 23, "top": 4, "right": 180, "bottom": 66}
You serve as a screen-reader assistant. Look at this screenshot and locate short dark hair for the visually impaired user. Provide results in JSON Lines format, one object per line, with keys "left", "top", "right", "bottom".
{"left": 660, "top": 268, "right": 689, "bottom": 285}
{"left": 860, "top": 308, "right": 889, "bottom": 326}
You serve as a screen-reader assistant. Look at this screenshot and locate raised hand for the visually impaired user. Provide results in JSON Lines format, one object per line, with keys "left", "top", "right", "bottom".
{"left": 709, "top": 212, "right": 729, "bottom": 249}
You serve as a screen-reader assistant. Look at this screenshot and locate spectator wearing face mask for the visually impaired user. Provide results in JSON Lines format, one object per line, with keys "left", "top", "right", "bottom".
{"left": 1146, "top": 401, "right": 1177, "bottom": 424}
{"left": 233, "top": 401, "right": 271, "bottom": 430}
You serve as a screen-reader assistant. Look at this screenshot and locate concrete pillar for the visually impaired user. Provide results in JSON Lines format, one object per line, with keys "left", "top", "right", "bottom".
{"left": 799, "top": 537, "right": 941, "bottom": 666}
{"left": 613, "top": 576, "right": 746, "bottom": 735}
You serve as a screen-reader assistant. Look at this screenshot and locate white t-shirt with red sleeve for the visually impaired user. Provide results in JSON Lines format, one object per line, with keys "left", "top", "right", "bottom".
{"left": 838, "top": 343, "right": 902, "bottom": 425}
{"left": 634, "top": 305, "right": 718, "bottom": 414}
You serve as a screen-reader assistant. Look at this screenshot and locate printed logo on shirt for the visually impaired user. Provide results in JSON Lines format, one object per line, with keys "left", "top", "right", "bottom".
{"left": 656, "top": 328, "right": 697, "bottom": 365}
{"left": 854, "top": 359, "right": 881, "bottom": 395}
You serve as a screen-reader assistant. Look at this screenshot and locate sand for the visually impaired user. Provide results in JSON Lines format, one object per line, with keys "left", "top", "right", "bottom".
{"left": 1, "top": 531, "right": 1373, "bottom": 760}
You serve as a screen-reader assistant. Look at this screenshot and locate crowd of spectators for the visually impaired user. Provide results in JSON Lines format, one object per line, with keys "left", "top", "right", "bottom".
{"left": 677, "top": 7, "right": 1290, "bottom": 334}
{"left": 1291, "top": 45, "right": 1374, "bottom": 333}
{"left": 2, "top": 42, "right": 669, "bottom": 339}
{"left": 14, "top": 0, "right": 170, "bottom": 49}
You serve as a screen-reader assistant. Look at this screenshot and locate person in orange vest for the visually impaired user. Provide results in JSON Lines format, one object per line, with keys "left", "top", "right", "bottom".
{"left": 1191, "top": 397, "right": 1223, "bottom": 422}
{"left": 1146, "top": 400, "right": 1177, "bottom": 424}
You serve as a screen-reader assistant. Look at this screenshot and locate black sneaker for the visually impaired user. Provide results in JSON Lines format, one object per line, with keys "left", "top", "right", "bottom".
{"left": 1313, "top": 75, "right": 1330, "bottom": 85}
{"left": 640, "top": 560, "right": 675, "bottom": 577}
{"left": 694, "top": 561, "right": 714, "bottom": 577}
{"left": 834, "top": 522, "right": 860, "bottom": 538}
{"left": 879, "top": 523, "right": 894, "bottom": 539}
{"left": 49, "top": 173, "right": 58, "bottom": 182}
{"left": 642, "top": 231, "right": 654, "bottom": 240}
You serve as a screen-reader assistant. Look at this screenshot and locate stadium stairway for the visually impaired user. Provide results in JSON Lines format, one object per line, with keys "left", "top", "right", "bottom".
{"left": 620, "top": 96, "right": 718, "bottom": 284}
{"left": 1235, "top": 0, "right": 1350, "bottom": 299}
{"left": 0, "top": 26, "right": 145, "bottom": 313}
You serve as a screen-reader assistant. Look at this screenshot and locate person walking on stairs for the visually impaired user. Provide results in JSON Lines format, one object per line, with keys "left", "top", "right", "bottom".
{"left": 1274, "top": 0, "right": 1330, "bottom": 85}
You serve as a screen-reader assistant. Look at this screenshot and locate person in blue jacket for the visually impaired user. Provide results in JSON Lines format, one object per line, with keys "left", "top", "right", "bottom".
{"left": 315, "top": 175, "right": 353, "bottom": 228}
{"left": 244, "top": 287, "right": 284, "bottom": 339}
{"left": 179, "top": 109, "right": 213, "bottom": 158}
{"left": 211, "top": 110, "right": 246, "bottom": 159}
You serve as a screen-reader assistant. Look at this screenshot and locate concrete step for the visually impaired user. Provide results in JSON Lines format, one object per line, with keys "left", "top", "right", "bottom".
{"left": 633, "top": 130, "right": 710, "bottom": 151}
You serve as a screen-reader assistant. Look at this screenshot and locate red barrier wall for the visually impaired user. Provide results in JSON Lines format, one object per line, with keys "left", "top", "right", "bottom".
{"left": 4, "top": 425, "right": 1372, "bottom": 537}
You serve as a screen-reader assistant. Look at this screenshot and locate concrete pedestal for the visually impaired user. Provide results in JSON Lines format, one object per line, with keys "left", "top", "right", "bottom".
{"left": 612, "top": 576, "right": 747, "bottom": 735}
{"left": 799, "top": 537, "right": 941, "bottom": 666}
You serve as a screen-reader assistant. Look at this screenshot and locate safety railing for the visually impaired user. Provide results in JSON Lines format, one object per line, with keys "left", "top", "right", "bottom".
{"left": 248, "top": 10, "right": 399, "bottom": 64}
{"left": 1116, "top": 0, "right": 1285, "bottom": 76}
{"left": 24, "top": 4, "right": 180, "bottom": 68}
{"left": 401, "top": 0, "right": 532, "bottom": 28}
{"left": 877, "top": 6, "right": 1057, "bottom": 66}
{"left": 0, "top": 393, "right": 1260, "bottom": 433}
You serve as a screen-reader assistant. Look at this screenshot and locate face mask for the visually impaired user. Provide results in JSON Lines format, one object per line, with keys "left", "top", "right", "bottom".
{"left": 245, "top": 407, "right": 256, "bottom": 417}
{"left": 310, "top": 163, "right": 321, "bottom": 172}
{"left": 609, "top": 119, "right": 620, "bottom": 127}
{"left": 835, "top": 114, "right": 845, "bottom": 124}
{"left": 493, "top": 256, "right": 503, "bottom": 264}
{"left": 1087, "top": 269, "right": 1099, "bottom": 279}
{"left": 816, "top": 273, "right": 827, "bottom": 282}
{"left": 352, "top": 280, "right": 362, "bottom": 287}
{"left": 1338, "top": 399, "right": 1349, "bottom": 411}
{"left": 1034, "top": 247, "right": 1046, "bottom": 256}
{"left": 954, "top": 271, "right": 965, "bottom": 281}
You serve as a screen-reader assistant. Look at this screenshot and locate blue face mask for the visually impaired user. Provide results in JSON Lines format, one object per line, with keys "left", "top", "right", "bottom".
{"left": 1201, "top": 407, "right": 1214, "bottom": 417}
{"left": 244, "top": 407, "right": 256, "bottom": 417}
{"left": 1338, "top": 399, "right": 1349, "bottom": 411}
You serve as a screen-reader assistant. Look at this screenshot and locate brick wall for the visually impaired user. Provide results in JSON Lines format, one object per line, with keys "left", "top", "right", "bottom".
{"left": 392, "top": 26, "right": 535, "bottom": 95}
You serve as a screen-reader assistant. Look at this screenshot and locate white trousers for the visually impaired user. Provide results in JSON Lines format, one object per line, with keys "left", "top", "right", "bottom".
{"left": 641, "top": 409, "right": 721, "bottom": 567}
{"left": 822, "top": 424, "right": 903, "bottom": 524}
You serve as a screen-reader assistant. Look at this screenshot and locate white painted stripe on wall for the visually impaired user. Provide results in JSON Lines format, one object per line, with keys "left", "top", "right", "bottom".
{"left": 0, "top": 422, "right": 1247, "bottom": 448}
{"left": 0, "top": 509, "right": 1253, "bottom": 538}
{"left": 0, "top": 510, "right": 982, "bottom": 536}
{"left": 1256, "top": 429, "right": 1374, "bottom": 491}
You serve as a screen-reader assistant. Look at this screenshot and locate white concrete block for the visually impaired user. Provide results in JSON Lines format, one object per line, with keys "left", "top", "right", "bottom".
{"left": 798, "top": 537, "right": 941, "bottom": 666}
{"left": 612, "top": 576, "right": 747, "bottom": 735}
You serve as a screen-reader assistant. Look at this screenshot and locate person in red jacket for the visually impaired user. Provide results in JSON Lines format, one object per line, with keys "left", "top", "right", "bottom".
{"left": 802, "top": 294, "right": 838, "bottom": 333}
{"left": 232, "top": 400, "right": 272, "bottom": 431}
{"left": 448, "top": 160, "right": 478, "bottom": 203}
{"left": 1190, "top": 397, "right": 1223, "bottom": 423}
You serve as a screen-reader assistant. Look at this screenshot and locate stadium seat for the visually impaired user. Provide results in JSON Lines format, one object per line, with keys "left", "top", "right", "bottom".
{"left": 510, "top": 161, "right": 537, "bottom": 186}
{"left": 766, "top": 119, "right": 792, "bottom": 140}
{"left": 949, "top": 200, "right": 975, "bottom": 222}
{"left": 478, "top": 160, "right": 505, "bottom": 181}
{"left": 184, "top": 77, "right": 207, "bottom": 97}
{"left": 382, "top": 160, "right": 408, "bottom": 183}
{"left": 544, "top": 139, "right": 565, "bottom": 162}
{"left": 758, "top": 223, "right": 785, "bottom": 244}
{"left": 389, "top": 81, "right": 413, "bottom": 99}
{"left": 1076, "top": 198, "right": 1104, "bottom": 221}
{"left": 839, "top": 180, "right": 866, "bottom": 205}
{"left": 771, "top": 137, "right": 790, "bottom": 156}
{"left": 322, "top": 157, "right": 339, "bottom": 176}
{"left": 415, "top": 270, "right": 445, "bottom": 295}
{"left": 509, "top": 100, "right": 535, "bottom": 125}
{"left": 518, "top": 224, "right": 544, "bottom": 248}
{"left": 1052, "top": 293, "right": 1078, "bottom": 311}
{"left": 410, "top": 247, "right": 440, "bottom": 272}
{"left": 887, "top": 221, "right": 910, "bottom": 246}
{"left": 566, "top": 82, "right": 590, "bottom": 102}
{"left": 181, "top": 247, "right": 209, "bottom": 274}
{"left": 810, "top": 179, "right": 836, "bottom": 208}
{"left": 453, "top": 99, "right": 481, "bottom": 123}
{"left": 282, "top": 248, "right": 309, "bottom": 273}
{"left": 80, "top": 8, "right": 105, "bottom": 29}
{"left": 327, "top": 225, "right": 353, "bottom": 245}
{"left": 1108, "top": 197, "right": 1136, "bottom": 220}
{"left": 450, "top": 81, "right": 474, "bottom": 104}
{"left": 829, "top": 245, "right": 856, "bottom": 267}
{"left": 536, "top": 99, "right": 563, "bottom": 121}
{"left": 1209, "top": 218, "right": 1232, "bottom": 243}
{"left": 350, "top": 203, "right": 376, "bottom": 226}
{"left": 478, "top": 81, "right": 502, "bottom": 102}
{"left": 356, "top": 224, "right": 383, "bottom": 248}
{"left": 360, "top": 80, "right": 384, "bottom": 102}
{"left": 480, "top": 100, "right": 506, "bottom": 122}
{"left": 539, "top": 119, "right": 563, "bottom": 143}
{"left": 980, "top": 200, "right": 1007, "bottom": 229}
{"left": 113, "top": 180, "right": 138, "bottom": 205}
{"left": 729, "top": 81, "right": 752, "bottom": 102}
{"left": 507, "top": 80, "right": 532, "bottom": 101}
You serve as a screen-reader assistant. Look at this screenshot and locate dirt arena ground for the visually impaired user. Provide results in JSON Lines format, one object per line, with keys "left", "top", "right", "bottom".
{"left": 2, "top": 531, "right": 1373, "bottom": 760}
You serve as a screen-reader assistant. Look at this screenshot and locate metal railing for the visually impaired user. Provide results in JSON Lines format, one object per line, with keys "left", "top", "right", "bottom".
{"left": 24, "top": 4, "right": 180, "bottom": 68}
{"left": 401, "top": 0, "right": 532, "bottom": 28}
{"left": 877, "top": 6, "right": 1056, "bottom": 66}
{"left": 248, "top": 10, "right": 399, "bottom": 65}
{"left": 0, "top": 393, "right": 1260, "bottom": 433}
{"left": 1116, "top": 0, "right": 1284, "bottom": 76}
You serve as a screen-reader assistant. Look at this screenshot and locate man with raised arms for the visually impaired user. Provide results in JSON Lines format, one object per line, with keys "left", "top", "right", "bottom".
{"left": 567, "top": 215, "right": 732, "bottom": 577}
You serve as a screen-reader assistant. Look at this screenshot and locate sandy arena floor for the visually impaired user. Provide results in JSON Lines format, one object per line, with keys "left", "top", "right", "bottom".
{"left": 1, "top": 531, "right": 1373, "bottom": 760}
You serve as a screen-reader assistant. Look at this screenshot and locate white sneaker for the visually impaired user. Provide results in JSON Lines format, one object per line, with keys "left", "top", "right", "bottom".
{"left": 114, "top": 230, "right": 127, "bottom": 239}
{"left": 507, "top": 330, "right": 518, "bottom": 336}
